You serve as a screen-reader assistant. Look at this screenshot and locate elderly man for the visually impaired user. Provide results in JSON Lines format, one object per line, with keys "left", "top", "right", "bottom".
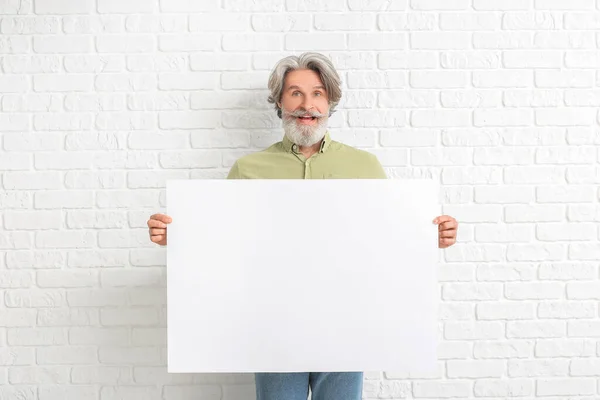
{"left": 147, "top": 52, "right": 458, "bottom": 400}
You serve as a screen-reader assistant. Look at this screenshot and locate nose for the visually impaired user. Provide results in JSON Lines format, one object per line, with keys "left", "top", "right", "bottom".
{"left": 300, "top": 97, "right": 314, "bottom": 112}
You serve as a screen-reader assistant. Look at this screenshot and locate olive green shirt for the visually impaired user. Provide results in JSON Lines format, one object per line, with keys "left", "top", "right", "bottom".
{"left": 226, "top": 131, "right": 387, "bottom": 180}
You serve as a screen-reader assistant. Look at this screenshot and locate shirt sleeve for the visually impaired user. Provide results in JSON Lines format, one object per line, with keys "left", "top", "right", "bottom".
{"left": 226, "top": 161, "right": 241, "bottom": 179}
{"left": 370, "top": 154, "right": 388, "bottom": 179}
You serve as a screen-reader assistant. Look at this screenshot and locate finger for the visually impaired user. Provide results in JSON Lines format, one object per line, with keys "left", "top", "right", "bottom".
{"left": 439, "top": 231, "right": 456, "bottom": 238}
{"left": 440, "top": 237, "right": 456, "bottom": 244}
{"left": 433, "top": 215, "right": 455, "bottom": 225}
{"left": 439, "top": 220, "right": 458, "bottom": 231}
{"left": 150, "top": 234, "right": 164, "bottom": 243}
{"left": 150, "top": 214, "right": 173, "bottom": 224}
{"left": 150, "top": 228, "right": 166, "bottom": 236}
{"left": 439, "top": 238, "right": 456, "bottom": 247}
{"left": 148, "top": 219, "right": 167, "bottom": 229}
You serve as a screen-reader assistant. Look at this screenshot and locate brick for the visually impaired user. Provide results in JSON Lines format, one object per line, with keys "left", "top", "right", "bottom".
{"left": 0, "top": 191, "right": 32, "bottom": 209}
{"left": 5, "top": 289, "right": 64, "bottom": 308}
{"left": 100, "top": 308, "right": 159, "bottom": 326}
{"left": 314, "top": 13, "right": 374, "bottom": 31}
{"left": 252, "top": 13, "right": 310, "bottom": 32}
{"left": 538, "top": 301, "right": 596, "bottom": 319}
{"left": 412, "top": 381, "right": 470, "bottom": 398}
{"left": 507, "top": 243, "right": 566, "bottom": 261}
{"left": 0, "top": 347, "right": 34, "bottom": 365}
{"left": 347, "top": 71, "right": 406, "bottom": 89}
{"left": 98, "top": 0, "right": 157, "bottom": 13}
{"left": 411, "top": 71, "right": 467, "bottom": 88}
{"left": 159, "top": 34, "right": 218, "bottom": 52}
{"left": 534, "top": 31, "right": 595, "bottom": 48}
{"left": 39, "top": 385, "right": 97, "bottom": 400}
{"left": 411, "top": 32, "right": 470, "bottom": 49}
{"left": 159, "top": 0, "right": 219, "bottom": 12}
{"left": 97, "top": 35, "right": 155, "bottom": 53}
{"left": 441, "top": 52, "right": 501, "bottom": 69}
{"left": 476, "top": 302, "right": 535, "bottom": 320}
{"left": 474, "top": 187, "right": 535, "bottom": 205}
{"left": 537, "top": 223, "right": 596, "bottom": 241}
{"left": 474, "top": 70, "right": 533, "bottom": 87}
{"left": 62, "top": 16, "right": 123, "bottom": 34}
{"left": 378, "top": 90, "right": 436, "bottom": 108}
{"left": 37, "top": 308, "right": 98, "bottom": 327}
{"left": 537, "top": 185, "right": 595, "bottom": 203}
{"left": 504, "top": 89, "right": 563, "bottom": 107}
{"left": 474, "top": 147, "right": 533, "bottom": 165}
{"left": 286, "top": 33, "right": 344, "bottom": 50}
{"left": 67, "top": 289, "right": 128, "bottom": 307}
{"left": 65, "top": 54, "right": 126, "bottom": 73}
{"left": 71, "top": 366, "right": 132, "bottom": 384}
{"left": 447, "top": 360, "right": 504, "bottom": 378}
{"left": 474, "top": 340, "right": 533, "bottom": 358}
{"left": 507, "top": 321, "right": 566, "bottom": 338}
{"left": 95, "top": 74, "right": 155, "bottom": 92}
{"left": 539, "top": 263, "right": 596, "bottom": 280}
{"left": 33, "top": 74, "right": 92, "bottom": 92}
{"left": 69, "top": 327, "right": 130, "bottom": 346}
{"left": 475, "top": 223, "right": 534, "bottom": 239}
{"left": 503, "top": 50, "right": 562, "bottom": 68}
{"left": 0, "top": 36, "right": 30, "bottom": 53}
{"left": 3, "top": 94, "right": 61, "bottom": 112}
{"left": 378, "top": 51, "right": 437, "bottom": 69}
{"left": 536, "top": 70, "right": 595, "bottom": 88}
{"left": 33, "top": 35, "right": 91, "bottom": 53}
{"left": 37, "top": 346, "right": 97, "bottom": 365}
{"left": 440, "top": 13, "right": 500, "bottom": 30}
{"left": 474, "top": 379, "right": 533, "bottom": 397}
{"left": 349, "top": 33, "right": 406, "bottom": 50}
{"left": 474, "top": 0, "right": 532, "bottom": 9}
{"left": 535, "top": 0, "right": 594, "bottom": 9}
{"left": 411, "top": 110, "right": 470, "bottom": 127}
{"left": 536, "top": 339, "right": 595, "bottom": 357}
{"left": 443, "top": 283, "right": 502, "bottom": 301}
{"left": 34, "top": 0, "right": 94, "bottom": 14}
{"left": 502, "top": 12, "right": 559, "bottom": 30}
{"left": 4, "top": 172, "right": 61, "bottom": 190}
{"left": 504, "top": 167, "right": 565, "bottom": 185}
{"left": 285, "top": 0, "right": 344, "bottom": 11}
{"left": 536, "top": 378, "right": 595, "bottom": 396}
{"left": 473, "top": 32, "right": 533, "bottom": 49}
{"left": 445, "top": 321, "right": 503, "bottom": 340}
{"left": 9, "top": 367, "right": 69, "bottom": 384}
{"left": 0, "top": 310, "right": 36, "bottom": 327}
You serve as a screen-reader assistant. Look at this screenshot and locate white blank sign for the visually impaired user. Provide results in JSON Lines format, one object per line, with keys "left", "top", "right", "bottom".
{"left": 167, "top": 179, "right": 439, "bottom": 373}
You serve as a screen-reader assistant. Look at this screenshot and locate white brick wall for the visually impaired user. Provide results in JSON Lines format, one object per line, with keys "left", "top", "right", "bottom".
{"left": 1, "top": 0, "right": 599, "bottom": 399}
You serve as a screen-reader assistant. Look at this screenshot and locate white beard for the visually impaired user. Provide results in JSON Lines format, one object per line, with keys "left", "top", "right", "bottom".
{"left": 282, "top": 110, "right": 329, "bottom": 147}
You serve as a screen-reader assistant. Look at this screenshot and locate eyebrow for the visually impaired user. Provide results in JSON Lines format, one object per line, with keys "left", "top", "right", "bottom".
{"left": 287, "top": 85, "right": 325, "bottom": 91}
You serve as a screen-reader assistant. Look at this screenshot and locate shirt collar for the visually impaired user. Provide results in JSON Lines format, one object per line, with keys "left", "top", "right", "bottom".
{"left": 282, "top": 131, "right": 332, "bottom": 155}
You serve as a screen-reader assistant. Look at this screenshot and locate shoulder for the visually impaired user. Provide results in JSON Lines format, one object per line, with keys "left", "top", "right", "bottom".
{"left": 226, "top": 142, "right": 283, "bottom": 179}
{"left": 329, "top": 140, "right": 387, "bottom": 178}
{"left": 331, "top": 140, "right": 382, "bottom": 164}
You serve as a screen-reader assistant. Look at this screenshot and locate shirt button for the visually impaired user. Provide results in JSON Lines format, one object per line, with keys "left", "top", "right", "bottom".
{"left": 292, "top": 144, "right": 298, "bottom": 153}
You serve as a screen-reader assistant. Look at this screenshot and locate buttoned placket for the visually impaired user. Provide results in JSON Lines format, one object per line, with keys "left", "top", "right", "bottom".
{"left": 291, "top": 142, "right": 326, "bottom": 179}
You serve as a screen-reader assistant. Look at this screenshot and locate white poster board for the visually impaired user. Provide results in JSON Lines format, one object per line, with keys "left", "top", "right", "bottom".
{"left": 167, "top": 179, "right": 439, "bottom": 373}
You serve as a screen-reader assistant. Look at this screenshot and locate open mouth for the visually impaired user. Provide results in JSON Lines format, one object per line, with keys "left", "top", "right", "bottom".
{"left": 297, "top": 116, "right": 317, "bottom": 124}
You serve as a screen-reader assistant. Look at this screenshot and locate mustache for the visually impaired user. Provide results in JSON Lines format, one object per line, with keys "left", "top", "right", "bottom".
{"left": 284, "top": 109, "right": 327, "bottom": 118}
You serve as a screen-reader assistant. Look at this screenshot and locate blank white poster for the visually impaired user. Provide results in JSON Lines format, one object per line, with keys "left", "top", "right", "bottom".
{"left": 167, "top": 179, "right": 439, "bottom": 373}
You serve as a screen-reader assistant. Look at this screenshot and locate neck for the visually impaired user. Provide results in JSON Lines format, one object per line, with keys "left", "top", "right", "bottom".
{"left": 299, "top": 140, "right": 322, "bottom": 158}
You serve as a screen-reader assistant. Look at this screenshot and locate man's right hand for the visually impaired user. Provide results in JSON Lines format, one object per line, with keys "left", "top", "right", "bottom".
{"left": 147, "top": 213, "right": 172, "bottom": 246}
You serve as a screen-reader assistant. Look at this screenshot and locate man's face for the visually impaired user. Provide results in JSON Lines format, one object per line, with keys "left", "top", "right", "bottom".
{"left": 278, "top": 69, "right": 330, "bottom": 147}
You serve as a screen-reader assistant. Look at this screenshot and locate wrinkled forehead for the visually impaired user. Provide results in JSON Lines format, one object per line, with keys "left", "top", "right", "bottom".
{"left": 283, "top": 69, "right": 326, "bottom": 91}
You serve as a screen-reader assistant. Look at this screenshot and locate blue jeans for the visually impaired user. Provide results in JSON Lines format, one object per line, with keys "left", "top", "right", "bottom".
{"left": 255, "top": 372, "right": 363, "bottom": 400}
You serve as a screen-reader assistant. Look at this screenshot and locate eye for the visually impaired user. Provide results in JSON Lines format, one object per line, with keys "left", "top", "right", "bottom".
{"left": 292, "top": 91, "right": 301, "bottom": 96}
{"left": 314, "top": 92, "right": 322, "bottom": 96}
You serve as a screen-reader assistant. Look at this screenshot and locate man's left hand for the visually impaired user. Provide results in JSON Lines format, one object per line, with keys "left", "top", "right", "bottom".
{"left": 433, "top": 215, "right": 458, "bottom": 249}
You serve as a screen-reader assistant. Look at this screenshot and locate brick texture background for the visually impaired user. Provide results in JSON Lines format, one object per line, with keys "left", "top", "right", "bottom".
{"left": 1, "top": 0, "right": 600, "bottom": 399}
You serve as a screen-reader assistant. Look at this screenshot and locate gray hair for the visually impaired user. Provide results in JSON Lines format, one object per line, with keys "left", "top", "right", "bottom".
{"left": 267, "top": 52, "right": 342, "bottom": 119}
